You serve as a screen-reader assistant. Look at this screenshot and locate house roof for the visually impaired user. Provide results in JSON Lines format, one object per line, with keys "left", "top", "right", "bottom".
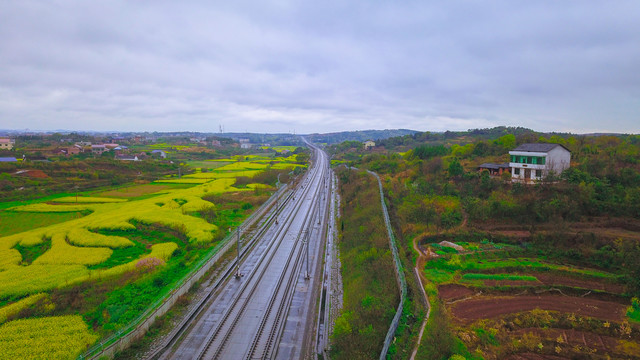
{"left": 0, "top": 139, "right": 11, "bottom": 144}
{"left": 478, "top": 163, "right": 510, "bottom": 170}
{"left": 512, "top": 143, "right": 571, "bottom": 153}
{"left": 0, "top": 157, "right": 17, "bottom": 162}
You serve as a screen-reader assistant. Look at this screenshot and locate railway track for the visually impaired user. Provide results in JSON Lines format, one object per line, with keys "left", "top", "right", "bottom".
{"left": 159, "top": 144, "right": 330, "bottom": 360}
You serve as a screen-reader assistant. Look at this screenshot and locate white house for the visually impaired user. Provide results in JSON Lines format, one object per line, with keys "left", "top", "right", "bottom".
{"left": 363, "top": 140, "right": 375, "bottom": 150}
{"left": 509, "top": 143, "right": 571, "bottom": 183}
{"left": 0, "top": 138, "right": 14, "bottom": 150}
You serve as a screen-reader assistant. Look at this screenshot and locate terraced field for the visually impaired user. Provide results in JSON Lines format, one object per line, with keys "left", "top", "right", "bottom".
{"left": 0, "top": 157, "right": 296, "bottom": 359}
{"left": 422, "top": 241, "right": 640, "bottom": 359}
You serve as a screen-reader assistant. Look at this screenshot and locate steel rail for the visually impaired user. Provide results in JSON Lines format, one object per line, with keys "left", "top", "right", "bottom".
{"left": 192, "top": 149, "right": 325, "bottom": 360}
{"left": 245, "top": 157, "right": 327, "bottom": 359}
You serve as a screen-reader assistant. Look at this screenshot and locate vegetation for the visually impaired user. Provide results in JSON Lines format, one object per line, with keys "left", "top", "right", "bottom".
{"left": 0, "top": 143, "right": 306, "bottom": 359}
{"left": 329, "top": 127, "right": 640, "bottom": 359}
{"left": 331, "top": 167, "right": 399, "bottom": 359}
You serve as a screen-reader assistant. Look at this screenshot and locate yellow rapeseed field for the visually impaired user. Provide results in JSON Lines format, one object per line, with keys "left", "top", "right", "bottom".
{"left": 0, "top": 157, "right": 301, "bottom": 356}
{"left": 0, "top": 315, "right": 98, "bottom": 360}
{"left": 0, "top": 294, "right": 47, "bottom": 324}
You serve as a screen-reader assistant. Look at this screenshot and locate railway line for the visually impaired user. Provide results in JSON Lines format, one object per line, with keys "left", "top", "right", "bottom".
{"left": 157, "top": 143, "right": 331, "bottom": 360}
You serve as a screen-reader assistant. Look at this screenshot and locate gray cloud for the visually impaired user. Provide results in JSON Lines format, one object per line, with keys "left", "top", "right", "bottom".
{"left": 1, "top": 0, "right": 639, "bottom": 133}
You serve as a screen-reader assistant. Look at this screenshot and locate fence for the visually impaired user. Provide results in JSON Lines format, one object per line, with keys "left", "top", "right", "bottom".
{"left": 78, "top": 184, "right": 288, "bottom": 360}
{"left": 367, "top": 170, "right": 407, "bottom": 360}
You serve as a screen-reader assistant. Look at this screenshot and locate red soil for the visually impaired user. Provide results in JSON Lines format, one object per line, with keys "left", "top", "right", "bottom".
{"left": 468, "top": 272, "right": 624, "bottom": 294}
{"left": 450, "top": 295, "right": 626, "bottom": 323}
{"left": 535, "top": 273, "right": 625, "bottom": 294}
{"left": 438, "top": 284, "right": 475, "bottom": 301}
{"left": 504, "top": 353, "right": 569, "bottom": 360}
{"left": 16, "top": 169, "right": 49, "bottom": 178}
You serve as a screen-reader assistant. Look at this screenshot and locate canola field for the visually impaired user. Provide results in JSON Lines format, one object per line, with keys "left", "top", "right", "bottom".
{"left": 0, "top": 154, "right": 303, "bottom": 359}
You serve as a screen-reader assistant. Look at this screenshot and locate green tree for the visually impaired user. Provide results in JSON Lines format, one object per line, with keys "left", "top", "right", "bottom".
{"left": 448, "top": 158, "right": 464, "bottom": 177}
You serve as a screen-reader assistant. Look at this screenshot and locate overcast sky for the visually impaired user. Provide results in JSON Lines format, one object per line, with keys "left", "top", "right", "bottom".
{"left": 1, "top": 1, "right": 639, "bottom": 134}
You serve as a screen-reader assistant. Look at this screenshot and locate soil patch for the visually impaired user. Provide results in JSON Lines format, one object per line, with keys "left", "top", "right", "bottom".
{"left": 438, "top": 284, "right": 475, "bottom": 301}
{"left": 450, "top": 295, "right": 626, "bottom": 323}
{"left": 503, "top": 353, "right": 569, "bottom": 360}
{"left": 535, "top": 273, "right": 625, "bottom": 294}
{"left": 481, "top": 279, "right": 541, "bottom": 287}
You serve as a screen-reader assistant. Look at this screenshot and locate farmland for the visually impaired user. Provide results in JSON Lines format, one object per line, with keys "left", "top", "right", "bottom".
{"left": 0, "top": 148, "right": 305, "bottom": 359}
{"left": 416, "top": 239, "right": 640, "bottom": 358}
{"left": 327, "top": 128, "right": 640, "bottom": 359}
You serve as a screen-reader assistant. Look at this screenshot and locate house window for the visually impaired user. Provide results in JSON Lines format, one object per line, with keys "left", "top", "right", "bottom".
{"left": 535, "top": 170, "right": 542, "bottom": 178}
{"left": 514, "top": 168, "right": 520, "bottom": 175}
{"left": 540, "top": 157, "right": 545, "bottom": 165}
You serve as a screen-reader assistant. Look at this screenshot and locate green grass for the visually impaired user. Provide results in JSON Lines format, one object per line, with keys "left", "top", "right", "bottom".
{"left": 89, "top": 221, "right": 187, "bottom": 270}
{"left": 424, "top": 268, "right": 456, "bottom": 284}
{"left": 0, "top": 211, "right": 87, "bottom": 236}
{"left": 186, "top": 161, "right": 232, "bottom": 170}
{"left": 426, "top": 254, "right": 618, "bottom": 280}
{"left": 628, "top": 297, "right": 640, "bottom": 323}
{"left": 461, "top": 273, "right": 538, "bottom": 281}
{"left": 14, "top": 238, "right": 51, "bottom": 265}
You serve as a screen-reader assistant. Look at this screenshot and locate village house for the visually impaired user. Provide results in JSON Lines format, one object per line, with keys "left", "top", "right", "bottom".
{"left": 151, "top": 150, "right": 167, "bottom": 159}
{"left": 363, "top": 140, "right": 375, "bottom": 150}
{"left": 509, "top": 143, "right": 571, "bottom": 182}
{"left": 477, "top": 163, "right": 510, "bottom": 176}
{"left": 0, "top": 138, "right": 14, "bottom": 150}
{"left": 91, "top": 144, "right": 107, "bottom": 155}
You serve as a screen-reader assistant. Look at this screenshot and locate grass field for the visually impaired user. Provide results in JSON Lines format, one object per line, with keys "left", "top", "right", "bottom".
{"left": 0, "top": 211, "right": 86, "bottom": 237}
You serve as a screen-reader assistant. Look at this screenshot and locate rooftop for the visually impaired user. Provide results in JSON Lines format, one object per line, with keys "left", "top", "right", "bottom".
{"left": 512, "top": 143, "right": 570, "bottom": 153}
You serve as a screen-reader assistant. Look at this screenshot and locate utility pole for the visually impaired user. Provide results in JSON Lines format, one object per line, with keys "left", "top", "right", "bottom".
{"left": 234, "top": 226, "right": 242, "bottom": 279}
{"left": 304, "top": 230, "right": 310, "bottom": 280}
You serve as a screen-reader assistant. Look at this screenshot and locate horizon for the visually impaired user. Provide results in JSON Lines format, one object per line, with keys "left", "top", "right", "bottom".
{"left": 2, "top": 2, "right": 640, "bottom": 134}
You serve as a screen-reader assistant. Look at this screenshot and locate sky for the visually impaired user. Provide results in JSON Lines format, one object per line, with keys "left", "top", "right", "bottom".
{"left": 1, "top": 1, "right": 639, "bottom": 134}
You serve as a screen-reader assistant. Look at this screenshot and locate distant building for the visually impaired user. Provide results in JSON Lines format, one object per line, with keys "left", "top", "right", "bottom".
{"left": 477, "top": 163, "right": 510, "bottom": 176}
{"left": 509, "top": 143, "right": 571, "bottom": 183}
{"left": 0, "top": 138, "right": 14, "bottom": 150}
{"left": 363, "top": 140, "right": 375, "bottom": 150}
{"left": 210, "top": 140, "right": 222, "bottom": 147}
{"left": 115, "top": 154, "right": 139, "bottom": 161}
{"left": 91, "top": 145, "right": 107, "bottom": 155}
{"left": 151, "top": 150, "right": 167, "bottom": 158}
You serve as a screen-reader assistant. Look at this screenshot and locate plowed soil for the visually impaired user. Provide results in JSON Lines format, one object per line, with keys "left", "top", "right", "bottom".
{"left": 450, "top": 295, "right": 626, "bottom": 323}
{"left": 504, "top": 353, "right": 570, "bottom": 360}
{"left": 438, "top": 284, "right": 475, "bottom": 301}
{"left": 477, "top": 273, "right": 625, "bottom": 294}
{"left": 535, "top": 273, "right": 624, "bottom": 294}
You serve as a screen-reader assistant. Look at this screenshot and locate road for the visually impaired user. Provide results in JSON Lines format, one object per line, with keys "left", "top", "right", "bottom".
{"left": 157, "top": 143, "right": 331, "bottom": 360}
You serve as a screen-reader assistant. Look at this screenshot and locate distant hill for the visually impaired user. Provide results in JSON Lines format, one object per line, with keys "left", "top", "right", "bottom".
{"left": 306, "top": 129, "right": 419, "bottom": 144}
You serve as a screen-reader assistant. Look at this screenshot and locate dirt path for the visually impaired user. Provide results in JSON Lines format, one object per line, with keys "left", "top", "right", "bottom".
{"left": 409, "top": 211, "right": 468, "bottom": 359}
{"left": 409, "top": 230, "right": 430, "bottom": 360}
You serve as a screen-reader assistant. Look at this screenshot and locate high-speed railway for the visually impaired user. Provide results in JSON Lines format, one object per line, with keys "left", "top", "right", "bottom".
{"left": 157, "top": 143, "right": 331, "bottom": 360}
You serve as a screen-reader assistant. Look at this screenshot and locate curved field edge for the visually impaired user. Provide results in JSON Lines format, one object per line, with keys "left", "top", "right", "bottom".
{"left": 0, "top": 164, "right": 283, "bottom": 358}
